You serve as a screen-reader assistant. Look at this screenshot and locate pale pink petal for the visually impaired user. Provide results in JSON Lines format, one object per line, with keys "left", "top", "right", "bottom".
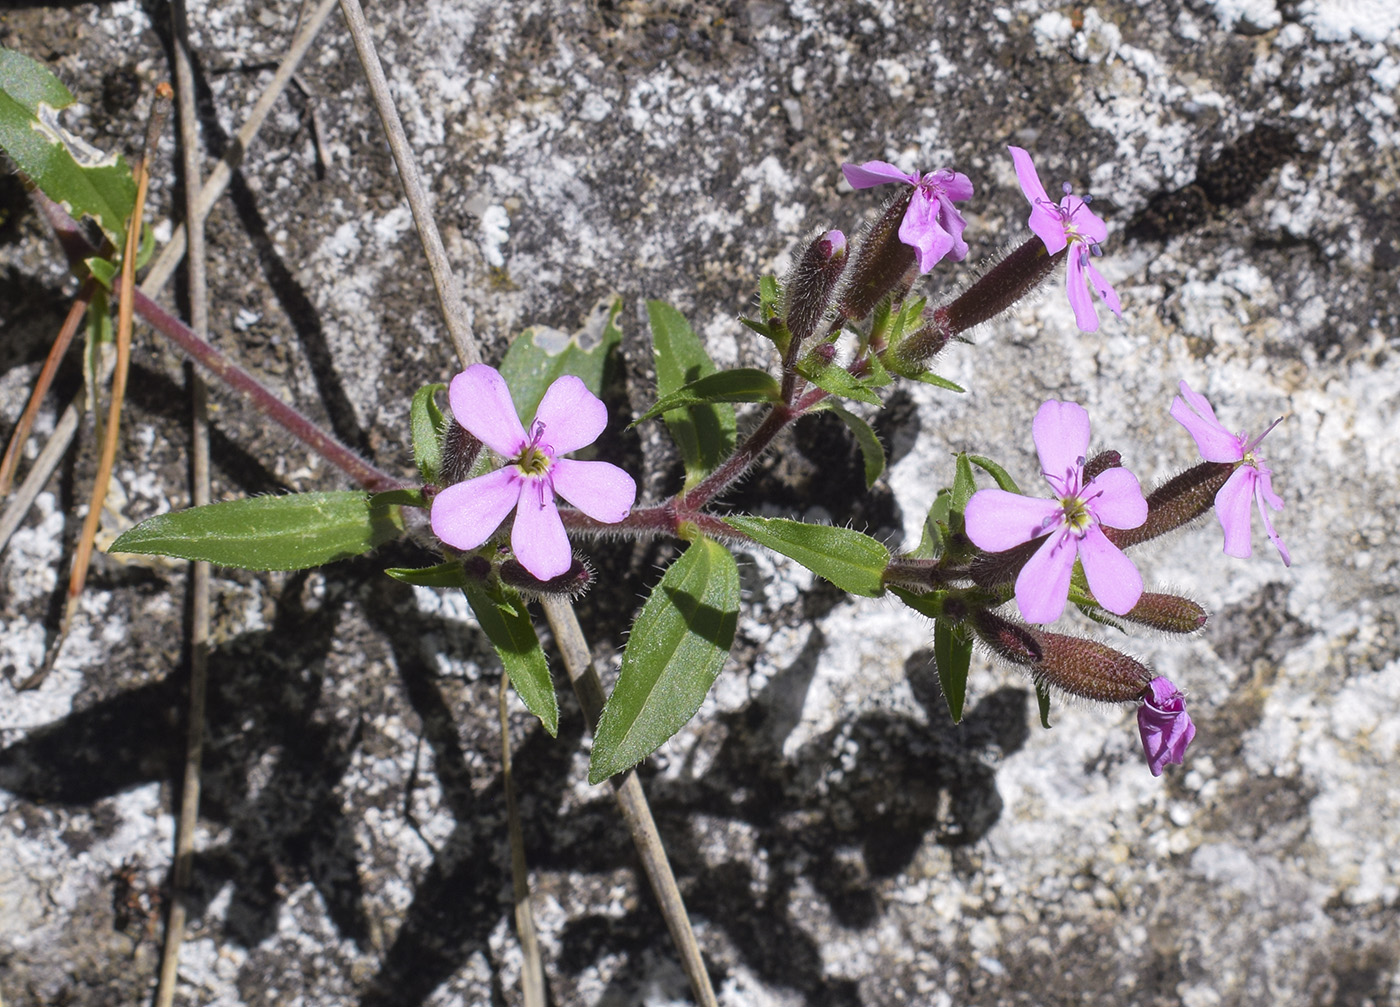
{"left": 449, "top": 364, "right": 528, "bottom": 457}
{"left": 1062, "top": 194, "right": 1108, "bottom": 245}
{"left": 1084, "top": 258, "right": 1122, "bottom": 318}
{"left": 1214, "top": 465, "right": 1256, "bottom": 558}
{"left": 430, "top": 467, "right": 521, "bottom": 551}
{"left": 1008, "top": 147, "right": 1067, "bottom": 254}
{"left": 929, "top": 169, "right": 974, "bottom": 202}
{"left": 1079, "top": 526, "right": 1143, "bottom": 616}
{"left": 1065, "top": 248, "right": 1100, "bottom": 332}
{"left": 1170, "top": 383, "right": 1242, "bottom": 462}
{"left": 533, "top": 375, "right": 608, "bottom": 454}
{"left": 1014, "top": 528, "right": 1077, "bottom": 624}
{"left": 899, "top": 191, "right": 955, "bottom": 274}
{"left": 511, "top": 478, "right": 573, "bottom": 579}
{"left": 964, "top": 489, "right": 1064, "bottom": 552}
{"left": 1253, "top": 469, "right": 1291, "bottom": 567}
{"left": 1086, "top": 467, "right": 1148, "bottom": 530}
{"left": 842, "top": 160, "right": 918, "bottom": 189}
{"left": 551, "top": 458, "right": 636, "bottom": 523}
{"left": 933, "top": 193, "right": 970, "bottom": 261}
{"left": 1032, "top": 399, "right": 1092, "bottom": 491}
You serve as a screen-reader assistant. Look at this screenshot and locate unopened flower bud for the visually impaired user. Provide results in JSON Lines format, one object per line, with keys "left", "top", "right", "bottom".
{"left": 499, "top": 556, "right": 592, "bottom": 599}
{"left": 1120, "top": 592, "right": 1207, "bottom": 634}
{"left": 973, "top": 609, "right": 1153, "bottom": 704}
{"left": 439, "top": 419, "right": 483, "bottom": 486}
{"left": 1103, "top": 461, "right": 1235, "bottom": 551}
{"left": 890, "top": 312, "right": 953, "bottom": 370}
{"left": 782, "top": 229, "right": 848, "bottom": 353}
{"left": 1083, "top": 450, "right": 1122, "bottom": 482}
{"left": 836, "top": 190, "right": 919, "bottom": 322}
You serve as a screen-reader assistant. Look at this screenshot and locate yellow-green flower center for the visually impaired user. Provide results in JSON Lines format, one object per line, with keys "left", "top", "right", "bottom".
{"left": 1061, "top": 495, "right": 1094, "bottom": 535}
{"left": 514, "top": 445, "right": 551, "bottom": 476}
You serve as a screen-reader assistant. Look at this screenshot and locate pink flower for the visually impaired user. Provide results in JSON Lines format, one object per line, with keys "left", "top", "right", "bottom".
{"left": 841, "top": 160, "right": 974, "bottom": 274}
{"left": 1170, "top": 380, "right": 1290, "bottom": 567}
{"left": 964, "top": 400, "right": 1148, "bottom": 624}
{"left": 430, "top": 364, "right": 636, "bottom": 579}
{"left": 1137, "top": 676, "right": 1196, "bottom": 776}
{"left": 1007, "top": 146, "right": 1122, "bottom": 332}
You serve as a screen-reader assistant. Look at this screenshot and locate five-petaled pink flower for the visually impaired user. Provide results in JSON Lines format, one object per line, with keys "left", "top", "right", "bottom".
{"left": 1008, "top": 146, "right": 1122, "bottom": 332}
{"left": 1170, "top": 380, "right": 1290, "bottom": 566}
{"left": 964, "top": 400, "right": 1148, "bottom": 624}
{"left": 1137, "top": 676, "right": 1196, "bottom": 776}
{"left": 841, "top": 160, "right": 974, "bottom": 274}
{"left": 430, "top": 364, "right": 637, "bottom": 580}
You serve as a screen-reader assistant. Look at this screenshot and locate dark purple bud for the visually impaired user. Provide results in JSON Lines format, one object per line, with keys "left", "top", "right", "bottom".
{"left": 890, "top": 311, "right": 953, "bottom": 370}
{"left": 461, "top": 554, "right": 493, "bottom": 581}
{"left": 439, "top": 419, "right": 482, "bottom": 486}
{"left": 814, "top": 342, "right": 837, "bottom": 363}
{"left": 1119, "top": 593, "right": 1208, "bottom": 634}
{"left": 499, "top": 556, "right": 592, "bottom": 599}
{"left": 973, "top": 609, "right": 1154, "bottom": 704}
{"left": 782, "top": 229, "right": 849, "bottom": 358}
{"left": 1083, "top": 449, "right": 1122, "bottom": 482}
{"left": 835, "top": 189, "right": 919, "bottom": 322}
{"left": 1103, "top": 461, "right": 1235, "bottom": 551}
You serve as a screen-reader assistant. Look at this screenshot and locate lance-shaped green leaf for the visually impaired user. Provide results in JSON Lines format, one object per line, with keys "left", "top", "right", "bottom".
{"left": 933, "top": 617, "right": 973, "bottom": 723}
{"left": 968, "top": 454, "right": 1022, "bottom": 494}
{"left": 1036, "top": 679, "right": 1053, "bottom": 728}
{"left": 889, "top": 585, "right": 948, "bottom": 620}
{"left": 725, "top": 515, "right": 889, "bottom": 597}
{"left": 910, "top": 489, "right": 952, "bottom": 560}
{"left": 499, "top": 294, "right": 623, "bottom": 423}
{"left": 829, "top": 403, "right": 886, "bottom": 488}
{"left": 647, "top": 300, "right": 735, "bottom": 481}
{"left": 952, "top": 453, "right": 978, "bottom": 512}
{"left": 0, "top": 47, "right": 136, "bottom": 247}
{"left": 634, "top": 368, "right": 780, "bottom": 424}
{"left": 589, "top": 538, "right": 739, "bottom": 783}
{"left": 796, "top": 352, "right": 882, "bottom": 406}
{"left": 410, "top": 382, "right": 448, "bottom": 483}
{"left": 109, "top": 491, "right": 404, "bottom": 571}
{"left": 465, "top": 583, "right": 558, "bottom": 737}
{"left": 386, "top": 560, "right": 471, "bottom": 588}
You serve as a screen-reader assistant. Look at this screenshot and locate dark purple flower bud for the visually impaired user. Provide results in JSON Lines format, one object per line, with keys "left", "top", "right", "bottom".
{"left": 1082, "top": 449, "right": 1122, "bottom": 482}
{"left": 835, "top": 189, "right": 920, "bottom": 322}
{"left": 1120, "top": 592, "right": 1208, "bottom": 634}
{"left": 782, "top": 229, "right": 848, "bottom": 353}
{"left": 972, "top": 609, "right": 1154, "bottom": 704}
{"left": 439, "top": 418, "right": 483, "bottom": 486}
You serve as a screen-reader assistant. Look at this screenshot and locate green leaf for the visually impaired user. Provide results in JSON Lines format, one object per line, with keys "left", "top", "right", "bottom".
{"left": 828, "top": 403, "right": 886, "bottom": 488}
{"left": 386, "top": 561, "right": 471, "bottom": 588}
{"left": 724, "top": 515, "right": 889, "bottom": 597}
{"left": 952, "top": 453, "right": 977, "bottom": 512}
{"left": 796, "top": 353, "right": 882, "bottom": 406}
{"left": 1036, "top": 680, "right": 1053, "bottom": 728}
{"left": 108, "top": 491, "right": 404, "bottom": 571}
{"left": 499, "top": 294, "right": 623, "bottom": 423}
{"left": 911, "top": 371, "right": 965, "bottom": 393}
{"left": 85, "top": 256, "right": 116, "bottom": 290}
{"left": 863, "top": 351, "right": 893, "bottom": 388}
{"left": 589, "top": 538, "right": 739, "bottom": 783}
{"left": 410, "top": 382, "right": 448, "bottom": 484}
{"left": 933, "top": 618, "right": 973, "bottom": 723}
{"left": 635, "top": 368, "right": 780, "bottom": 424}
{"left": 968, "top": 454, "right": 1022, "bottom": 494}
{"left": 465, "top": 583, "right": 558, "bottom": 737}
{"left": 889, "top": 585, "right": 947, "bottom": 620}
{"left": 647, "top": 300, "right": 735, "bottom": 481}
{"left": 370, "top": 488, "right": 428, "bottom": 509}
{"left": 911, "top": 490, "right": 952, "bottom": 560}
{"left": 0, "top": 47, "right": 137, "bottom": 247}
{"left": 758, "top": 275, "right": 781, "bottom": 320}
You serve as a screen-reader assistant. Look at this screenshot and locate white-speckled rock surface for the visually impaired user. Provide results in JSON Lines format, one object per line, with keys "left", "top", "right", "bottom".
{"left": 2, "top": 1, "right": 1398, "bottom": 1004}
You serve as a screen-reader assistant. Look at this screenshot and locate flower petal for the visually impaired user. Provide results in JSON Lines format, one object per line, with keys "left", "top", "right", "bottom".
{"left": 511, "top": 477, "right": 573, "bottom": 579}
{"left": 1086, "top": 467, "right": 1148, "bottom": 530}
{"left": 1137, "top": 677, "right": 1195, "bottom": 776}
{"left": 1079, "top": 525, "right": 1143, "bottom": 616}
{"left": 1014, "top": 528, "right": 1076, "bottom": 624}
{"left": 964, "top": 488, "right": 1064, "bottom": 552}
{"left": 1214, "top": 465, "right": 1256, "bottom": 558}
{"left": 1032, "top": 399, "right": 1092, "bottom": 491}
{"left": 430, "top": 467, "right": 521, "bottom": 551}
{"left": 449, "top": 364, "right": 528, "bottom": 457}
{"left": 551, "top": 458, "right": 636, "bottom": 523}
{"left": 842, "top": 160, "right": 917, "bottom": 189}
{"left": 1065, "top": 247, "right": 1100, "bottom": 332}
{"left": 1008, "top": 146, "right": 1068, "bottom": 254}
{"left": 1084, "top": 257, "right": 1122, "bottom": 318}
{"left": 928, "top": 169, "right": 974, "bottom": 202}
{"left": 533, "top": 374, "right": 608, "bottom": 454}
{"left": 899, "top": 190, "right": 955, "bottom": 274}
{"left": 1253, "top": 468, "right": 1291, "bottom": 567}
{"left": 934, "top": 194, "right": 970, "bottom": 261}
{"left": 1171, "top": 383, "right": 1243, "bottom": 462}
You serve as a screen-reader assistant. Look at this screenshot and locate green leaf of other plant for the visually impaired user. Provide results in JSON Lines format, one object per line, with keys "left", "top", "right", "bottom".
{"left": 108, "top": 491, "right": 404, "bottom": 571}
{"left": 410, "top": 382, "right": 448, "bottom": 484}
{"left": 465, "top": 583, "right": 558, "bottom": 737}
{"left": 647, "top": 300, "right": 735, "bottom": 483}
{"left": 0, "top": 47, "right": 137, "bottom": 247}
{"left": 724, "top": 515, "right": 889, "bottom": 597}
{"left": 499, "top": 294, "right": 623, "bottom": 423}
{"left": 634, "top": 368, "right": 780, "bottom": 424}
{"left": 589, "top": 538, "right": 739, "bottom": 783}
{"left": 933, "top": 617, "right": 973, "bottom": 723}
